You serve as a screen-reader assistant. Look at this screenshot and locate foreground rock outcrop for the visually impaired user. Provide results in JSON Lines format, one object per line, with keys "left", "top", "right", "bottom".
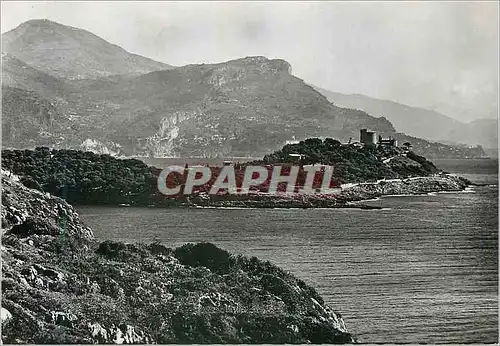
{"left": 1, "top": 146, "right": 470, "bottom": 210}
{"left": 1, "top": 173, "right": 354, "bottom": 344}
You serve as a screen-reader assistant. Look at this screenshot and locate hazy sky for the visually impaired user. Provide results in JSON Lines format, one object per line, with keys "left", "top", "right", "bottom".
{"left": 1, "top": 1, "right": 498, "bottom": 122}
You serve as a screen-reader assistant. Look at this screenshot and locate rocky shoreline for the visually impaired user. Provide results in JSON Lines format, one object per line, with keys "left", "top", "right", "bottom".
{"left": 1, "top": 174, "right": 354, "bottom": 344}
{"left": 180, "top": 174, "right": 471, "bottom": 209}
{"left": 338, "top": 173, "right": 471, "bottom": 202}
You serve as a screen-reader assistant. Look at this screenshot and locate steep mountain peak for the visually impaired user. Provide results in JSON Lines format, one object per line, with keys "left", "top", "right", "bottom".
{"left": 2, "top": 19, "right": 173, "bottom": 79}
{"left": 3, "top": 19, "right": 93, "bottom": 47}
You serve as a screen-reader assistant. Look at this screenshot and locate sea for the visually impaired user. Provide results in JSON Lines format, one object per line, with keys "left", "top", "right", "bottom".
{"left": 76, "top": 158, "right": 498, "bottom": 344}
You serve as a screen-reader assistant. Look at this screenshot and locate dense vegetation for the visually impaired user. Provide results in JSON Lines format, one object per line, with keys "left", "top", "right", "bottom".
{"left": 1, "top": 147, "right": 163, "bottom": 206}
{"left": 1, "top": 147, "right": 327, "bottom": 205}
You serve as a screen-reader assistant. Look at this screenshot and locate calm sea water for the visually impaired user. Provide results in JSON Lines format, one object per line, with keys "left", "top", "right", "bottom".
{"left": 77, "top": 159, "right": 498, "bottom": 343}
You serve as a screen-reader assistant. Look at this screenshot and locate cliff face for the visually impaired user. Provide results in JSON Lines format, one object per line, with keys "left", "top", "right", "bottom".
{"left": 1, "top": 172, "right": 354, "bottom": 344}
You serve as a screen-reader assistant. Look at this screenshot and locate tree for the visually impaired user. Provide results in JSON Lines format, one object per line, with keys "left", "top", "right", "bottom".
{"left": 402, "top": 142, "right": 412, "bottom": 150}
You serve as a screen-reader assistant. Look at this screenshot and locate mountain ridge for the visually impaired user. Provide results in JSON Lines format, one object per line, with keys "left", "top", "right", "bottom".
{"left": 312, "top": 85, "right": 498, "bottom": 150}
{"left": 1, "top": 170, "right": 354, "bottom": 343}
{"left": 2, "top": 19, "right": 174, "bottom": 79}
{"left": 2, "top": 53, "right": 68, "bottom": 99}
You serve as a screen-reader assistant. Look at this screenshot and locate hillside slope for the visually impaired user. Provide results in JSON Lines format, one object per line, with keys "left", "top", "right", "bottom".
{"left": 1, "top": 20, "right": 487, "bottom": 159}
{"left": 2, "top": 19, "right": 173, "bottom": 79}
{"left": 73, "top": 56, "right": 395, "bottom": 157}
{"left": 313, "top": 86, "right": 498, "bottom": 150}
{"left": 1, "top": 86, "right": 75, "bottom": 148}
{"left": 1, "top": 53, "right": 68, "bottom": 99}
{"left": 1, "top": 172, "right": 353, "bottom": 343}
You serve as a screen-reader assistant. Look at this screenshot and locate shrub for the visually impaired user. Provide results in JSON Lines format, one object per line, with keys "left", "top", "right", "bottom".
{"left": 96, "top": 240, "right": 128, "bottom": 260}
{"left": 173, "top": 242, "right": 232, "bottom": 274}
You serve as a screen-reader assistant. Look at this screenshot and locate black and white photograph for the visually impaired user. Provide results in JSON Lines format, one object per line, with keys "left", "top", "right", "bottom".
{"left": 0, "top": 1, "right": 498, "bottom": 344}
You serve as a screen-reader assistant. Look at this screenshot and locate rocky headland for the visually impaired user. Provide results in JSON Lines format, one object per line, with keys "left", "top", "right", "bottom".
{"left": 1, "top": 173, "right": 354, "bottom": 343}
{"left": 1, "top": 139, "right": 473, "bottom": 211}
{"left": 2, "top": 20, "right": 488, "bottom": 159}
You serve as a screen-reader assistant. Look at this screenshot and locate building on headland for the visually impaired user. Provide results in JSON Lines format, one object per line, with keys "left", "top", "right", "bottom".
{"left": 288, "top": 153, "right": 305, "bottom": 161}
{"left": 378, "top": 135, "right": 397, "bottom": 147}
{"left": 359, "top": 129, "right": 398, "bottom": 148}
{"left": 359, "top": 129, "right": 378, "bottom": 145}
{"left": 285, "top": 136, "right": 300, "bottom": 145}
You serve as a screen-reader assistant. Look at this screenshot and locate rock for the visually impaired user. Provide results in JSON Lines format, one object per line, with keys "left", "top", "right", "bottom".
{"left": 50, "top": 311, "right": 77, "bottom": 328}
{"left": 1, "top": 173, "right": 94, "bottom": 244}
{"left": 340, "top": 174, "right": 469, "bottom": 202}
{"left": 18, "top": 277, "right": 29, "bottom": 287}
{"left": 1, "top": 308, "right": 12, "bottom": 323}
{"left": 117, "top": 324, "right": 148, "bottom": 344}
{"left": 21, "top": 266, "right": 37, "bottom": 281}
{"left": 33, "top": 264, "right": 65, "bottom": 282}
{"left": 90, "top": 281, "right": 100, "bottom": 294}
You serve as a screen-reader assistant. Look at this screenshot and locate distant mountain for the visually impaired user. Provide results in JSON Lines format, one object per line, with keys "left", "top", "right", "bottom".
{"left": 313, "top": 86, "right": 498, "bottom": 150}
{"left": 2, "top": 19, "right": 173, "bottom": 79}
{"left": 0, "top": 20, "right": 487, "bottom": 159}
{"left": 55, "top": 56, "right": 396, "bottom": 157}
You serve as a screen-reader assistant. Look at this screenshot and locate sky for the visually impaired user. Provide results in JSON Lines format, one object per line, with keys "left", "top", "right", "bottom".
{"left": 1, "top": 1, "right": 498, "bottom": 122}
